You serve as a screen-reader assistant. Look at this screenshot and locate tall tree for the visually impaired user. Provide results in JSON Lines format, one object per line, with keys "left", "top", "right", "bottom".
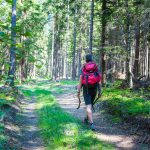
{"left": 64, "top": 0, "right": 70, "bottom": 79}
{"left": 101, "top": 0, "right": 107, "bottom": 84}
{"left": 89, "top": 0, "right": 94, "bottom": 55}
{"left": 133, "top": 2, "right": 141, "bottom": 78}
{"left": 8, "top": 0, "right": 17, "bottom": 86}
{"left": 72, "top": 0, "right": 77, "bottom": 80}
{"left": 125, "top": 0, "right": 133, "bottom": 87}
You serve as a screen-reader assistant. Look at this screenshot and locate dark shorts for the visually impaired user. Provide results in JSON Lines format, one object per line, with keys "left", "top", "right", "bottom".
{"left": 83, "top": 85, "right": 97, "bottom": 105}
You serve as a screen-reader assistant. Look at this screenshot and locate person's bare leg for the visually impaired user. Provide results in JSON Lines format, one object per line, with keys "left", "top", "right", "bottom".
{"left": 86, "top": 104, "right": 93, "bottom": 123}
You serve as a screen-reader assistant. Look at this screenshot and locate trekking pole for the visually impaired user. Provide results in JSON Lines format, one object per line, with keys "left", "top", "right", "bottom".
{"left": 92, "top": 97, "right": 99, "bottom": 106}
{"left": 92, "top": 97, "right": 99, "bottom": 112}
{"left": 92, "top": 92, "right": 103, "bottom": 111}
{"left": 77, "top": 97, "right": 81, "bottom": 109}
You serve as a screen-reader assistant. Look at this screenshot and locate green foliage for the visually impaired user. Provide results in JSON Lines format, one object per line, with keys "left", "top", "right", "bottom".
{"left": 60, "top": 80, "right": 78, "bottom": 85}
{"left": 5, "top": 0, "right": 12, "bottom": 4}
{"left": 102, "top": 86, "right": 150, "bottom": 118}
{"left": 0, "top": 87, "right": 15, "bottom": 149}
{"left": 0, "top": 0, "right": 50, "bottom": 82}
{"left": 0, "top": 92, "right": 15, "bottom": 102}
{"left": 144, "top": 0, "right": 150, "bottom": 8}
{"left": 0, "top": 123, "right": 7, "bottom": 149}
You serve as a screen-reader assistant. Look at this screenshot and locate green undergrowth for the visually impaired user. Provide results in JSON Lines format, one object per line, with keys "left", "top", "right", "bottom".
{"left": 101, "top": 87, "right": 150, "bottom": 119}
{"left": 22, "top": 80, "right": 114, "bottom": 150}
{"left": 60, "top": 80, "right": 78, "bottom": 85}
{"left": 0, "top": 123, "right": 7, "bottom": 149}
{"left": 0, "top": 89, "right": 16, "bottom": 148}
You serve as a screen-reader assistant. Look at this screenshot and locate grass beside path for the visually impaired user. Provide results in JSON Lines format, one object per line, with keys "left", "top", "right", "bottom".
{"left": 22, "top": 80, "right": 114, "bottom": 150}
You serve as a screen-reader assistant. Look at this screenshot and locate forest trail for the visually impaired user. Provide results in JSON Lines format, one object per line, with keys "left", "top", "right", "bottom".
{"left": 5, "top": 96, "right": 45, "bottom": 150}
{"left": 54, "top": 85, "right": 149, "bottom": 150}
{"left": 19, "top": 97, "right": 45, "bottom": 150}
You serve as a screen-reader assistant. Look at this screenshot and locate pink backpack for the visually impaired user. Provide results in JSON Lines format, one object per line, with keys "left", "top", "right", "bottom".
{"left": 81, "top": 62, "right": 101, "bottom": 86}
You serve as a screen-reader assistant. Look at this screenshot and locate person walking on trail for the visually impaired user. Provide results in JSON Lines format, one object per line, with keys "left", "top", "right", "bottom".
{"left": 77, "top": 54, "right": 102, "bottom": 131}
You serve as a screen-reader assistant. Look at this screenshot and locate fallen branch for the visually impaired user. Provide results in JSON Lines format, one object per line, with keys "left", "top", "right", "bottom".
{"left": 130, "top": 72, "right": 150, "bottom": 89}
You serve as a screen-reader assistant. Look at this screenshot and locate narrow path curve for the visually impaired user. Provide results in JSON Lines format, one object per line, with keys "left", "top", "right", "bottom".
{"left": 54, "top": 85, "right": 149, "bottom": 150}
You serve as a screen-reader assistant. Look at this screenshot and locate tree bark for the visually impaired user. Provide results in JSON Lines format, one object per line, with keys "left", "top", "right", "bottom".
{"left": 89, "top": 0, "right": 94, "bottom": 55}
{"left": 8, "top": 0, "right": 17, "bottom": 86}
{"left": 72, "top": 0, "right": 77, "bottom": 80}
{"left": 64, "top": 0, "right": 70, "bottom": 79}
{"left": 125, "top": 0, "right": 133, "bottom": 88}
{"left": 133, "top": 7, "right": 140, "bottom": 78}
{"left": 101, "top": 0, "right": 107, "bottom": 84}
{"left": 51, "top": 18, "right": 55, "bottom": 79}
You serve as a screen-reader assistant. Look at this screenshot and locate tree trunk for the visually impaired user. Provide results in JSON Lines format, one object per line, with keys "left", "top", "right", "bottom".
{"left": 133, "top": 8, "right": 140, "bottom": 78}
{"left": 101, "top": 0, "right": 107, "bottom": 84}
{"left": 52, "top": 14, "right": 59, "bottom": 80}
{"left": 8, "top": 0, "right": 17, "bottom": 86}
{"left": 89, "top": 0, "right": 94, "bottom": 55}
{"left": 125, "top": 0, "right": 133, "bottom": 88}
{"left": 72, "top": 0, "right": 77, "bottom": 80}
{"left": 78, "top": 33, "right": 82, "bottom": 77}
{"left": 51, "top": 18, "right": 55, "bottom": 79}
{"left": 20, "top": 56, "right": 26, "bottom": 82}
{"left": 64, "top": 0, "right": 70, "bottom": 79}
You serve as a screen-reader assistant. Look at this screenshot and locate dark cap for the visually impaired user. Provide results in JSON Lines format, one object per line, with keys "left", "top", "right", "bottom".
{"left": 85, "top": 54, "right": 92, "bottom": 62}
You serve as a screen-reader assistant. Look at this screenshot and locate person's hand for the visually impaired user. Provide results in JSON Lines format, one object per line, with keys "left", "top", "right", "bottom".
{"left": 77, "top": 91, "right": 80, "bottom": 99}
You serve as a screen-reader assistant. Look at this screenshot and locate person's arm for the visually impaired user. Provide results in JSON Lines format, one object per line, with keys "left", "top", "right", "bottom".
{"left": 77, "top": 75, "right": 82, "bottom": 95}
{"left": 76, "top": 75, "right": 82, "bottom": 109}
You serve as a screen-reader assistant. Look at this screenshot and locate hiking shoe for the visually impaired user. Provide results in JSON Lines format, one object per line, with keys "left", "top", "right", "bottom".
{"left": 90, "top": 123, "right": 95, "bottom": 131}
{"left": 83, "top": 117, "right": 88, "bottom": 125}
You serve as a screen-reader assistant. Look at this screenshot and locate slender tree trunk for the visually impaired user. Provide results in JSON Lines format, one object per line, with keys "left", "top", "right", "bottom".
{"left": 20, "top": 36, "right": 26, "bottom": 82}
{"left": 146, "top": 41, "right": 149, "bottom": 78}
{"left": 89, "top": 0, "right": 94, "bottom": 55}
{"left": 8, "top": 0, "right": 17, "bottom": 86}
{"left": 18, "top": 0, "right": 27, "bottom": 82}
{"left": 20, "top": 56, "right": 26, "bottom": 82}
{"left": 125, "top": 0, "right": 133, "bottom": 88}
{"left": 46, "top": 34, "right": 52, "bottom": 78}
{"left": 148, "top": 44, "right": 150, "bottom": 78}
{"left": 78, "top": 30, "right": 82, "bottom": 77}
{"left": 52, "top": 15, "right": 59, "bottom": 80}
{"left": 64, "top": 0, "right": 70, "bottom": 79}
{"left": 101, "top": 0, "right": 107, "bottom": 84}
{"left": 72, "top": 0, "right": 77, "bottom": 80}
{"left": 133, "top": 15, "right": 140, "bottom": 78}
{"left": 51, "top": 18, "right": 55, "bottom": 79}
{"left": 25, "top": 51, "right": 29, "bottom": 79}
{"left": 33, "top": 52, "right": 36, "bottom": 79}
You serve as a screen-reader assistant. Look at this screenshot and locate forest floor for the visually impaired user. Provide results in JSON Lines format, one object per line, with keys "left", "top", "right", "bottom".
{"left": 54, "top": 84, "right": 150, "bottom": 150}
{"left": 2, "top": 80, "right": 150, "bottom": 150}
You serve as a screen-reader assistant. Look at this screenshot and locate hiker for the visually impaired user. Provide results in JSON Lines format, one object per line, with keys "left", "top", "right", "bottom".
{"left": 77, "top": 54, "right": 102, "bottom": 131}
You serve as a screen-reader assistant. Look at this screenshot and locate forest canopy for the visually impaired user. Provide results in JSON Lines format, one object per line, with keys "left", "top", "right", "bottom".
{"left": 0, "top": 0, "right": 150, "bottom": 88}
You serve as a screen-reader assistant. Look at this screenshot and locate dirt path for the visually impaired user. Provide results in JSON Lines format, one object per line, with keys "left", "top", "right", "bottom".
{"left": 19, "top": 97, "right": 44, "bottom": 150}
{"left": 5, "top": 96, "right": 44, "bottom": 150}
{"left": 55, "top": 85, "right": 149, "bottom": 150}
